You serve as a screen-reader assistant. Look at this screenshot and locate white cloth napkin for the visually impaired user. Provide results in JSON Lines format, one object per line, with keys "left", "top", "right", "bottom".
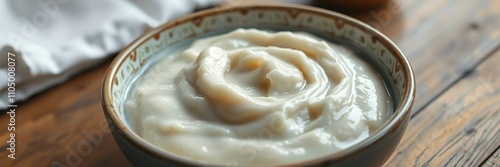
{"left": 0, "top": 0, "right": 222, "bottom": 109}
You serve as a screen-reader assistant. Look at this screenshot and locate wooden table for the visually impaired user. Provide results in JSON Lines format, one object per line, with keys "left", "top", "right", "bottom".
{"left": 1, "top": 0, "right": 499, "bottom": 166}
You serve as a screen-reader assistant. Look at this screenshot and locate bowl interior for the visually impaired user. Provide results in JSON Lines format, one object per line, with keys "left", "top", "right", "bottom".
{"left": 103, "top": 4, "right": 413, "bottom": 166}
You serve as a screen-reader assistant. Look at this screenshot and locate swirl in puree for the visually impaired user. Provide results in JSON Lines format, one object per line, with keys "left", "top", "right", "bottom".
{"left": 125, "top": 29, "right": 391, "bottom": 165}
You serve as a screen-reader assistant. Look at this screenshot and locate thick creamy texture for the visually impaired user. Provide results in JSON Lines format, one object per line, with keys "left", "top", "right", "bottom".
{"left": 125, "top": 29, "right": 391, "bottom": 166}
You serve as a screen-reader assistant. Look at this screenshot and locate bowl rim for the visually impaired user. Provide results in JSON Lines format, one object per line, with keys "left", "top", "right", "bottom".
{"left": 102, "top": 3, "right": 415, "bottom": 166}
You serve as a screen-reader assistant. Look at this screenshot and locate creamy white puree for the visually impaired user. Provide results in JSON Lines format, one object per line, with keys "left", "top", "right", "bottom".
{"left": 125, "top": 29, "right": 391, "bottom": 166}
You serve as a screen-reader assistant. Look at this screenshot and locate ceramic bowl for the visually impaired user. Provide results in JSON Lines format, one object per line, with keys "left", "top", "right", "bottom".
{"left": 101, "top": 3, "right": 415, "bottom": 167}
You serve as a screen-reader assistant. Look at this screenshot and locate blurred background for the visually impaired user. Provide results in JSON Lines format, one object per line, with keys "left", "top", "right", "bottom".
{"left": 1, "top": 0, "right": 499, "bottom": 167}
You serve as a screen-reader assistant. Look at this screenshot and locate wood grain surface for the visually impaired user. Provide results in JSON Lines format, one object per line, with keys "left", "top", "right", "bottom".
{"left": 483, "top": 148, "right": 500, "bottom": 167}
{"left": 0, "top": 60, "right": 133, "bottom": 167}
{"left": 384, "top": 47, "right": 500, "bottom": 166}
{"left": 1, "top": 0, "right": 499, "bottom": 167}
